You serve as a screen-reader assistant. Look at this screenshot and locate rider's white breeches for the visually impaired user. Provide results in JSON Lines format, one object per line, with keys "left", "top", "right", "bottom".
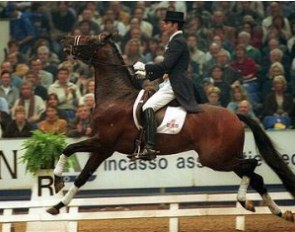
{"left": 143, "top": 79, "right": 175, "bottom": 112}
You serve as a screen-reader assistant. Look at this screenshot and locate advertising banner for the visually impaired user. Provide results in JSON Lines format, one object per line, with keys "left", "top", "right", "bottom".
{"left": 0, "top": 131, "right": 294, "bottom": 190}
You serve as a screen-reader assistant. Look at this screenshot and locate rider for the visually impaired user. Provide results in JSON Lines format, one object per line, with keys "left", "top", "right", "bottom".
{"left": 133, "top": 11, "right": 203, "bottom": 160}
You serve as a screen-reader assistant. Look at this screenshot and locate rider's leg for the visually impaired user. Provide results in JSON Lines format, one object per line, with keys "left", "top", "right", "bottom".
{"left": 141, "top": 107, "right": 157, "bottom": 157}
{"left": 141, "top": 80, "right": 175, "bottom": 159}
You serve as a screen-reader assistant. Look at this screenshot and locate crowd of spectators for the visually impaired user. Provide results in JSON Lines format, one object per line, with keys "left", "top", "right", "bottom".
{"left": 0, "top": 1, "right": 295, "bottom": 138}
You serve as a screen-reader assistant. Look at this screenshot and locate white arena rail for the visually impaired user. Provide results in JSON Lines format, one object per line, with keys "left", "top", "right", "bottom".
{"left": 0, "top": 192, "right": 294, "bottom": 232}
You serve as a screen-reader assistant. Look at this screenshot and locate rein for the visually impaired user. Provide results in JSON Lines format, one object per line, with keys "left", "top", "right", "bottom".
{"left": 91, "top": 58, "right": 134, "bottom": 67}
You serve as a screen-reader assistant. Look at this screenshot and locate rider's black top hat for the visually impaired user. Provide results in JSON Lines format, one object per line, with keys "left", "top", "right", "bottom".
{"left": 164, "top": 11, "right": 185, "bottom": 23}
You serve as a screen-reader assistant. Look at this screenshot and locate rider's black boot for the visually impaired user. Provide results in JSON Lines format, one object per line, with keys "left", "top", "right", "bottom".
{"left": 139, "top": 108, "right": 158, "bottom": 160}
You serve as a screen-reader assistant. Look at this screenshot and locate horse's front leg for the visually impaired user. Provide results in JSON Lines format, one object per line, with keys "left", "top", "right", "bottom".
{"left": 47, "top": 151, "right": 111, "bottom": 215}
{"left": 53, "top": 136, "right": 102, "bottom": 193}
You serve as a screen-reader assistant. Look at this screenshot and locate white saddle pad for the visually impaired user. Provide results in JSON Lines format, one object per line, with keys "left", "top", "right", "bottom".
{"left": 133, "top": 90, "right": 187, "bottom": 134}
{"left": 157, "top": 106, "right": 186, "bottom": 134}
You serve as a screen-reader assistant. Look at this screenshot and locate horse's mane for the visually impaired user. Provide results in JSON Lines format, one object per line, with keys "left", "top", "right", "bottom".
{"left": 104, "top": 36, "right": 141, "bottom": 90}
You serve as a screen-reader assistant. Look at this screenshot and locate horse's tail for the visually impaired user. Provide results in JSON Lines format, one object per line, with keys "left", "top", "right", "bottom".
{"left": 237, "top": 113, "right": 295, "bottom": 198}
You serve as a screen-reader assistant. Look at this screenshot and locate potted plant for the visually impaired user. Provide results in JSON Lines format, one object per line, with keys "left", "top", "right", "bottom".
{"left": 21, "top": 130, "right": 69, "bottom": 175}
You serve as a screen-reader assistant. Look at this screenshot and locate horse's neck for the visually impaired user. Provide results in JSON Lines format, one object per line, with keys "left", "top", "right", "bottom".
{"left": 94, "top": 68, "right": 138, "bottom": 102}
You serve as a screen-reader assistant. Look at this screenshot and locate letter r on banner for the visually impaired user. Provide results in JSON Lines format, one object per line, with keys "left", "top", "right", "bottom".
{"left": 38, "top": 176, "right": 54, "bottom": 196}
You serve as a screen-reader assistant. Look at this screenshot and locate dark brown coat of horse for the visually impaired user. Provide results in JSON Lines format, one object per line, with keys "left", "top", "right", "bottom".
{"left": 47, "top": 34, "right": 295, "bottom": 223}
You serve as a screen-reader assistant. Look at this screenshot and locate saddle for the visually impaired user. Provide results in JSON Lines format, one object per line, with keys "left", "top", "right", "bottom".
{"left": 129, "top": 89, "right": 186, "bottom": 161}
{"left": 133, "top": 89, "right": 181, "bottom": 129}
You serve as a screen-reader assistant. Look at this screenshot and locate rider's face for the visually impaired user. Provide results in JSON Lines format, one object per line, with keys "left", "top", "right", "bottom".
{"left": 163, "top": 21, "right": 178, "bottom": 36}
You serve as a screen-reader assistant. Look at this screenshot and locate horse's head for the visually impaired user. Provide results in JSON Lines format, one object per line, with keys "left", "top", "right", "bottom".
{"left": 62, "top": 33, "right": 115, "bottom": 65}
{"left": 62, "top": 33, "right": 138, "bottom": 91}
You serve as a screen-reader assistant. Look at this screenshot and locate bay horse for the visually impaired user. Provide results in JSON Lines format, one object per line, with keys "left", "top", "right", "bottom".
{"left": 47, "top": 34, "right": 295, "bottom": 222}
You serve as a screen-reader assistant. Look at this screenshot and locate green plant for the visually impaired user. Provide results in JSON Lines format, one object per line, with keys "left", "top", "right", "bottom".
{"left": 21, "top": 130, "right": 68, "bottom": 175}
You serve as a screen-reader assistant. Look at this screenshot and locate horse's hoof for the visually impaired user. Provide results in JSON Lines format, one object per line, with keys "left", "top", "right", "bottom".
{"left": 46, "top": 207, "right": 60, "bottom": 215}
{"left": 245, "top": 200, "right": 255, "bottom": 212}
{"left": 282, "top": 210, "right": 294, "bottom": 222}
{"left": 239, "top": 200, "right": 256, "bottom": 212}
{"left": 54, "top": 175, "right": 65, "bottom": 193}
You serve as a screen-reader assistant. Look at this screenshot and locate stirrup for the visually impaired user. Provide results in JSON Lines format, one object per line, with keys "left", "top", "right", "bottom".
{"left": 128, "top": 146, "right": 159, "bottom": 161}
{"left": 137, "top": 145, "right": 159, "bottom": 161}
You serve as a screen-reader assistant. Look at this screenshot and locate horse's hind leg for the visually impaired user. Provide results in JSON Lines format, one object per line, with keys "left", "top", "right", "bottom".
{"left": 47, "top": 152, "right": 110, "bottom": 215}
{"left": 234, "top": 159, "right": 294, "bottom": 222}
{"left": 234, "top": 158, "right": 258, "bottom": 212}
{"left": 53, "top": 136, "right": 101, "bottom": 192}
{"left": 248, "top": 172, "right": 294, "bottom": 222}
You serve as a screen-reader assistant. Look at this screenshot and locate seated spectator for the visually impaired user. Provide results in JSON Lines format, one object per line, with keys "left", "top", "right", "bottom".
{"left": 83, "top": 78, "right": 95, "bottom": 95}
{"left": 77, "top": 20, "right": 92, "bottom": 36}
{"left": 35, "top": 45, "right": 59, "bottom": 77}
{"left": 121, "top": 26, "right": 149, "bottom": 54}
{"left": 107, "top": 1, "right": 130, "bottom": 27}
{"left": 101, "top": 9, "right": 127, "bottom": 37}
{"left": 206, "top": 86, "right": 222, "bottom": 107}
{"left": 240, "top": 17, "right": 263, "bottom": 49}
{"left": 77, "top": 8, "right": 100, "bottom": 35}
{"left": 237, "top": 100, "right": 260, "bottom": 126}
{"left": 265, "top": 14, "right": 291, "bottom": 46}
{"left": 237, "top": 31, "right": 262, "bottom": 67}
{"left": 0, "top": 70, "right": 19, "bottom": 109}
{"left": 216, "top": 50, "right": 242, "bottom": 86}
{"left": 230, "top": 44, "right": 260, "bottom": 105}
{"left": 12, "top": 81, "right": 45, "bottom": 126}
{"left": 48, "top": 67, "right": 81, "bottom": 120}
{"left": 12, "top": 63, "right": 29, "bottom": 85}
{"left": 1, "top": 61, "right": 22, "bottom": 88}
{"left": 67, "top": 105, "right": 92, "bottom": 138}
{"left": 261, "top": 62, "right": 285, "bottom": 102}
{"left": 203, "top": 42, "right": 222, "bottom": 75}
{"left": 132, "top": 6, "right": 153, "bottom": 37}
{"left": 262, "top": 75, "right": 294, "bottom": 129}
{"left": 211, "top": 9, "right": 236, "bottom": 44}
{"left": 202, "top": 77, "right": 215, "bottom": 103}
{"left": 51, "top": 1, "right": 76, "bottom": 38}
{"left": 58, "top": 60, "right": 80, "bottom": 84}
{"left": 208, "top": 65, "right": 231, "bottom": 107}
{"left": 123, "top": 38, "right": 146, "bottom": 65}
{"left": 5, "top": 40, "right": 29, "bottom": 64}
{"left": 39, "top": 93, "right": 67, "bottom": 122}
{"left": 212, "top": 31, "right": 234, "bottom": 55}
{"left": 25, "top": 70, "right": 48, "bottom": 101}
{"left": 144, "top": 38, "right": 161, "bottom": 64}
{"left": 227, "top": 84, "right": 251, "bottom": 113}
{"left": 38, "top": 105, "right": 67, "bottom": 134}
{"left": 30, "top": 58, "right": 54, "bottom": 89}
{"left": 261, "top": 47, "right": 290, "bottom": 82}
{"left": 235, "top": 2, "right": 263, "bottom": 29}
{"left": 261, "top": 2, "right": 291, "bottom": 43}
{"left": 79, "top": 93, "right": 95, "bottom": 114}
{"left": 187, "top": 34, "right": 206, "bottom": 76}
{"left": 184, "top": 15, "right": 212, "bottom": 52}
{"left": 3, "top": 105, "right": 33, "bottom": 138}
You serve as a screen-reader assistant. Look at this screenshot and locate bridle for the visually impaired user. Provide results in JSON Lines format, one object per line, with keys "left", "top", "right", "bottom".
{"left": 68, "top": 35, "right": 134, "bottom": 68}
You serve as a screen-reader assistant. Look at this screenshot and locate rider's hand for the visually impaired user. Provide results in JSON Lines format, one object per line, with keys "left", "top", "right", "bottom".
{"left": 133, "top": 61, "right": 145, "bottom": 71}
{"left": 135, "top": 70, "right": 146, "bottom": 79}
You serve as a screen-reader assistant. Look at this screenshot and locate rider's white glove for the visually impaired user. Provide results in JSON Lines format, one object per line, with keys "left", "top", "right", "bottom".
{"left": 133, "top": 61, "right": 145, "bottom": 71}
{"left": 135, "top": 70, "right": 147, "bottom": 79}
